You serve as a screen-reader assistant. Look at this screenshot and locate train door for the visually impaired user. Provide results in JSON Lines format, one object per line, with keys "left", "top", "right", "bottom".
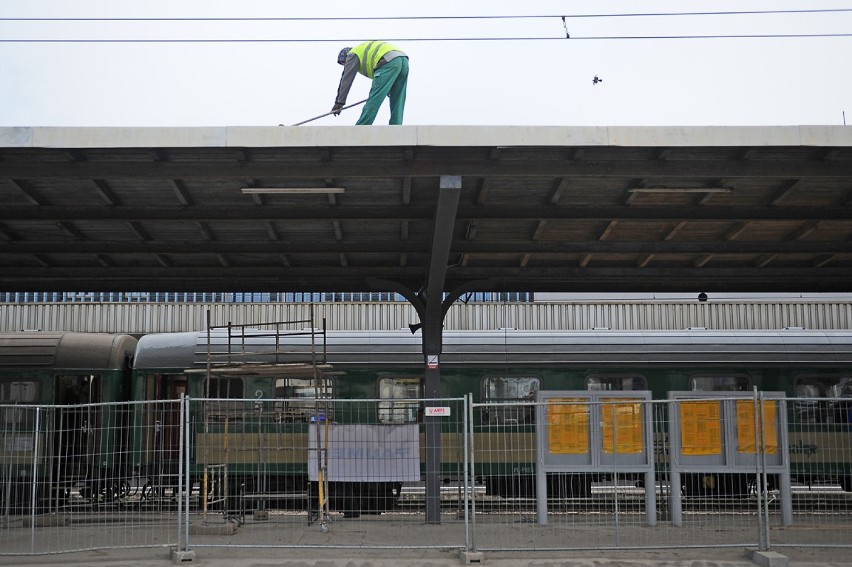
{"left": 1, "top": 376, "right": 40, "bottom": 513}
{"left": 54, "top": 374, "right": 101, "bottom": 480}
{"left": 143, "top": 374, "right": 186, "bottom": 483}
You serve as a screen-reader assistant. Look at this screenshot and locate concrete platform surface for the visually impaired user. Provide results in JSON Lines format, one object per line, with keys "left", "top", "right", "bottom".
{"left": 2, "top": 546, "right": 851, "bottom": 567}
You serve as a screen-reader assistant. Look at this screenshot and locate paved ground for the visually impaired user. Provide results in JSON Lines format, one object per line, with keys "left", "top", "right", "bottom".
{"left": 2, "top": 510, "right": 850, "bottom": 567}
{"left": 2, "top": 546, "right": 852, "bottom": 567}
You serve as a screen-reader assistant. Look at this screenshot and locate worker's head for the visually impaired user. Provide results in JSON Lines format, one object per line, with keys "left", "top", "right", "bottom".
{"left": 337, "top": 48, "right": 351, "bottom": 65}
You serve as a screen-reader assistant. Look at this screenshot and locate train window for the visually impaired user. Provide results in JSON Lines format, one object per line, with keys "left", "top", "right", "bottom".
{"left": 204, "top": 377, "right": 244, "bottom": 399}
{"left": 56, "top": 375, "right": 99, "bottom": 404}
{"left": 690, "top": 375, "right": 751, "bottom": 391}
{"left": 273, "top": 377, "right": 335, "bottom": 422}
{"left": 203, "top": 377, "right": 245, "bottom": 420}
{"left": 1, "top": 379, "right": 39, "bottom": 425}
{"left": 378, "top": 377, "right": 422, "bottom": 424}
{"left": 481, "top": 376, "right": 539, "bottom": 425}
{"left": 794, "top": 375, "right": 852, "bottom": 424}
{"left": 586, "top": 375, "right": 647, "bottom": 391}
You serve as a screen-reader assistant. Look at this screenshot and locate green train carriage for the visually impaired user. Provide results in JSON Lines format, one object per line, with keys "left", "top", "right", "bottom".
{"left": 131, "top": 328, "right": 852, "bottom": 515}
{"left": 0, "top": 332, "right": 137, "bottom": 512}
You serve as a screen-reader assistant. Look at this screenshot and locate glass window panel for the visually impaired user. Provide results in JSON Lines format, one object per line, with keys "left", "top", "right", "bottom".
{"left": 794, "top": 375, "right": 852, "bottom": 423}
{"left": 1, "top": 379, "right": 40, "bottom": 425}
{"left": 690, "top": 375, "right": 751, "bottom": 392}
{"left": 586, "top": 374, "right": 647, "bottom": 391}
{"left": 481, "top": 376, "right": 539, "bottom": 425}
{"left": 378, "top": 377, "right": 422, "bottom": 424}
{"left": 273, "top": 377, "right": 335, "bottom": 422}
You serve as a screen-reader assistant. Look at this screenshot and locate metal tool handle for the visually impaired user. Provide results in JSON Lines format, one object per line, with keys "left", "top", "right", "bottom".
{"left": 288, "top": 99, "right": 368, "bottom": 126}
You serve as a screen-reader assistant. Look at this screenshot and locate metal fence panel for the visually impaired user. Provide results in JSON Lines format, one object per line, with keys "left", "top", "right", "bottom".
{"left": 183, "top": 397, "right": 469, "bottom": 551}
{"left": 774, "top": 394, "right": 852, "bottom": 548}
{"left": 470, "top": 398, "right": 709, "bottom": 552}
{"left": 0, "top": 401, "right": 180, "bottom": 555}
{"left": 1, "top": 396, "right": 850, "bottom": 556}
{"left": 469, "top": 397, "right": 852, "bottom": 552}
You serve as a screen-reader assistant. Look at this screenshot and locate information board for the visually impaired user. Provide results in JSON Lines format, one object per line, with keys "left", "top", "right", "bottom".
{"left": 666, "top": 391, "right": 791, "bottom": 527}
{"left": 736, "top": 399, "right": 778, "bottom": 454}
{"left": 601, "top": 398, "right": 644, "bottom": 454}
{"left": 535, "top": 390, "right": 656, "bottom": 527}
{"left": 680, "top": 400, "right": 722, "bottom": 456}
{"left": 546, "top": 398, "right": 589, "bottom": 455}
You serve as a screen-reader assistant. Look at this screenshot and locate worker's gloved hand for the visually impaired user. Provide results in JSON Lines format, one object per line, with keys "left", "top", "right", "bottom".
{"left": 331, "top": 102, "right": 344, "bottom": 116}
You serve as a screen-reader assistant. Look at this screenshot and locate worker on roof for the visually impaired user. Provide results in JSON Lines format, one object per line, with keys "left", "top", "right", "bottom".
{"left": 332, "top": 41, "right": 409, "bottom": 125}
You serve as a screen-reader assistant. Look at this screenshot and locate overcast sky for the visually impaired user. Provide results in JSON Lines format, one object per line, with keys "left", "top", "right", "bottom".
{"left": 1, "top": 0, "right": 850, "bottom": 127}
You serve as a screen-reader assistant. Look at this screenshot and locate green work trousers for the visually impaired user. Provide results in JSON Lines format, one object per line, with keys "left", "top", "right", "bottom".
{"left": 356, "top": 57, "right": 409, "bottom": 125}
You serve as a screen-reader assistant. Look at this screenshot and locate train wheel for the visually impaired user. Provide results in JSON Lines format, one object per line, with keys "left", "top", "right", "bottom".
{"left": 141, "top": 481, "right": 155, "bottom": 501}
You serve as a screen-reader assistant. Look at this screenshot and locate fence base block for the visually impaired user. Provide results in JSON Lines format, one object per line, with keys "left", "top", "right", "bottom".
{"left": 747, "top": 549, "right": 789, "bottom": 567}
{"left": 171, "top": 549, "right": 197, "bottom": 564}
{"left": 459, "top": 551, "right": 484, "bottom": 564}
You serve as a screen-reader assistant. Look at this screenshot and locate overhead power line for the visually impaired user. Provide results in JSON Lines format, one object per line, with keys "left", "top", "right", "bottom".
{"left": 2, "top": 8, "right": 850, "bottom": 43}
{"left": 2, "top": 8, "right": 852, "bottom": 21}
{"left": 1, "top": 34, "right": 851, "bottom": 43}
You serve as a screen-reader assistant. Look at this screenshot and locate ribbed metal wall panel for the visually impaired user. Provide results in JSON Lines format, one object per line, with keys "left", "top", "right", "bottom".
{"left": 2, "top": 301, "right": 851, "bottom": 334}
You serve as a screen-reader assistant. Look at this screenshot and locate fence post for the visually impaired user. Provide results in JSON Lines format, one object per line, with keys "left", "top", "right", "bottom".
{"left": 171, "top": 395, "right": 196, "bottom": 564}
{"left": 752, "top": 387, "right": 767, "bottom": 552}
{"left": 611, "top": 400, "right": 621, "bottom": 547}
{"left": 669, "top": 398, "right": 683, "bottom": 527}
{"left": 4, "top": 411, "right": 17, "bottom": 521}
{"left": 469, "top": 396, "right": 480, "bottom": 552}
{"left": 535, "top": 398, "right": 548, "bottom": 526}
{"left": 758, "top": 392, "right": 772, "bottom": 549}
{"left": 778, "top": 396, "right": 793, "bottom": 526}
{"left": 29, "top": 407, "right": 41, "bottom": 554}
{"left": 463, "top": 394, "right": 472, "bottom": 553}
{"left": 183, "top": 396, "right": 192, "bottom": 551}
{"left": 176, "top": 396, "right": 185, "bottom": 551}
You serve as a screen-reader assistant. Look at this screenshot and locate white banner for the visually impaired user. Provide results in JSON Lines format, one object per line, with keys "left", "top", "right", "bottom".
{"left": 308, "top": 423, "right": 421, "bottom": 482}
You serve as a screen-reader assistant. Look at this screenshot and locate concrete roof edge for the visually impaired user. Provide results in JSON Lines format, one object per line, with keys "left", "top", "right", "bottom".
{"left": 2, "top": 127, "right": 228, "bottom": 149}
{"left": 1, "top": 125, "right": 850, "bottom": 149}
{"left": 0, "top": 127, "right": 33, "bottom": 147}
{"left": 606, "top": 125, "right": 850, "bottom": 147}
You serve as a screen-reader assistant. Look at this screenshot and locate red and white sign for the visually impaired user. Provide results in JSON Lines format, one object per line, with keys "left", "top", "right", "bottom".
{"left": 425, "top": 406, "right": 451, "bottom": 417}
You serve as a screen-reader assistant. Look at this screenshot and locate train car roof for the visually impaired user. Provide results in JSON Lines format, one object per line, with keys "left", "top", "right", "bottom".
{"left": 132, "top": 328, "right": 852, "bottom": 370}
{"left": 0, "top": 332, "right": 137, "bottom": 369}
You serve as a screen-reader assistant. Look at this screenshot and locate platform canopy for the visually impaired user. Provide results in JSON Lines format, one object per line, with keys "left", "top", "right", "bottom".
{"left": 1, "top": 125, "right": 851, "bottom": 296}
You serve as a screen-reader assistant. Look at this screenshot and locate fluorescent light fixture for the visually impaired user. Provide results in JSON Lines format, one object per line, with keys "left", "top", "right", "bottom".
{"left": 628, "top": 187, "right": 733, "bottom": 193}
{"left": 240, "top": 187, "right": 346, "bottom": 194}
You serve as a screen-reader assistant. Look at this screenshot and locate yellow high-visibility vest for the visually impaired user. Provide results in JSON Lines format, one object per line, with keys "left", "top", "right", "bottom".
{"left": 349, "top": 41, "right": 402, "bottom": 78}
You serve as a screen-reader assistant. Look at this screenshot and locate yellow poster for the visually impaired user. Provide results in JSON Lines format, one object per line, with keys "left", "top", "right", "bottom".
{"left": 602, "top": 398, "right": 643, "bottom": 454}
{"left": 547, "top": 398, "right": 589, "bottom": 454}
{"left": 680, "top": 401, "right": 722, "bottom": 455}
{"left": 736, "top": 400, "right": 778, "bottom": 454}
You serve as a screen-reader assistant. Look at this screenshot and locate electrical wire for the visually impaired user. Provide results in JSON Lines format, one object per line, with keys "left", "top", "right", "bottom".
{"left": 2, "top": 8, "right": 852, "bottom": 21}
{"left": 2, "top": 8, "right": 850, "bottom": 43}
{"left": 1, "top": 34, "right": 850, "bottom": 43}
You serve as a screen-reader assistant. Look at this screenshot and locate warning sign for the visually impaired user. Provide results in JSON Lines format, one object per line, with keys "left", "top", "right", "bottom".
{"left": 425, "top": 406, "right": 451, "bottom": 417}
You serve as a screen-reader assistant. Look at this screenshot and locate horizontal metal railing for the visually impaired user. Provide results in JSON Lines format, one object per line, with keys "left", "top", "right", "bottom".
{"left": 3, "top": 300, "right": 852, "bottom": 334}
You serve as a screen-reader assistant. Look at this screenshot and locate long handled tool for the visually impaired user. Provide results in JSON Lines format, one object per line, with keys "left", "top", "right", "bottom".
{"left": 284, "top": 99, "right": 368, "bottom": 126}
